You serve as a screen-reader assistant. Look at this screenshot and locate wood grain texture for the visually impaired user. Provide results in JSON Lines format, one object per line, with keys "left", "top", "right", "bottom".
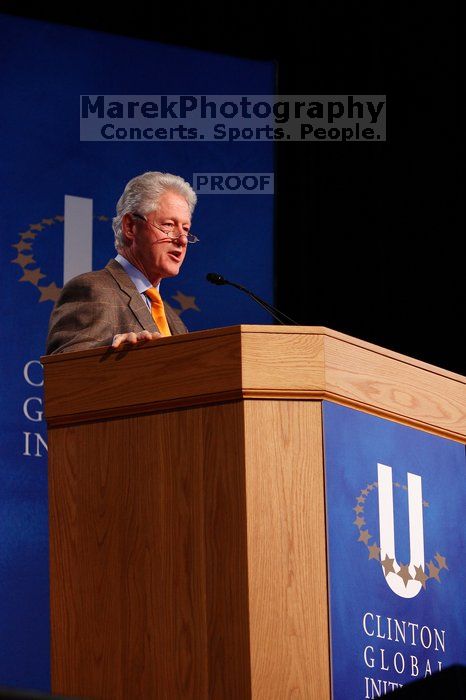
{"left": 321, "top": 334, "right": 466, "bottom": 439}
{"left": 49, "top": 397, "right": 331, "bottom": 699}
{"left": 240, "top": 330, "right": 465, "bottom": 441}
{"left": 43, "top": 326, "right": 465, "bottom": 440}
{"left": 243, "top": 401, "right": 330, "bottom": 699}
{"left": 49, "top": 402, "right": 252, "bottom": 699}
{"left": 45, "top": 326, "right": 465, "bottom": 698}
{"left": 43, "top": 328, "right": 242, "bottom": 423}
{"left": 240, "top": 332, "right": 326, "bottom": 391}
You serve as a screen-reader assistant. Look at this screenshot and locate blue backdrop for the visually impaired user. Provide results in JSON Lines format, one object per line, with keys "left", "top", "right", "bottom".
{"left": 323, "top": 402, "right": 466, "bottom": 698}
{"left": 0, "top": 14, "right": 274, "bottom": 691}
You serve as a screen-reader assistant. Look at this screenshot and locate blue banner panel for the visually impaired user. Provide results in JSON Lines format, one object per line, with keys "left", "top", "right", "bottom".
{"left": 0, "top": 13, "right": 274, "bottom": 691}
{"left": 322, "top": 402, "right": 466, "bottom": 699}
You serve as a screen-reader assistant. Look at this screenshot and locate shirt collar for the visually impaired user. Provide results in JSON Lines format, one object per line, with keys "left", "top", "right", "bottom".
{"left": 115, "top": 253, "right": 159, "bottom": 293}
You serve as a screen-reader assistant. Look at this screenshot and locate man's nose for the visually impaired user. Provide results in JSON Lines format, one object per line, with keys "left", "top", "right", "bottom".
{"left": 173, "top": 232, "right": 188, "bottom": 247}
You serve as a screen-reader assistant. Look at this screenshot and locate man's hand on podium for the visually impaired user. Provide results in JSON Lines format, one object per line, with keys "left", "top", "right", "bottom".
{"left": 112, "top": 330, "right": 162, "bottom": 349}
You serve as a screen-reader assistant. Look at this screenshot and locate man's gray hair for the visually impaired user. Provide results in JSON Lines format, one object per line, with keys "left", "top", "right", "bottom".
{"left": 112, "top": 171, "right": 197, "bottom": 251}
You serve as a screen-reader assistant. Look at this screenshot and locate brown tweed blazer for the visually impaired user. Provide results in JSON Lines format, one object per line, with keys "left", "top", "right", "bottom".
{"left": 46, "top": 259, "right": 187, "bottom": 354}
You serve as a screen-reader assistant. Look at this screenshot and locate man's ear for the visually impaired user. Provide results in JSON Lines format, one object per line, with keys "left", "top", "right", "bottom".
{"left": 122, "top": 213, "right": 137, "bottom": 246}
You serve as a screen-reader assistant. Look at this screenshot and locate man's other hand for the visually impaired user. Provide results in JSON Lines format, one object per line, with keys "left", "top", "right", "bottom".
{"left": 112, "top": 330, "right": 162, "bottom": 348}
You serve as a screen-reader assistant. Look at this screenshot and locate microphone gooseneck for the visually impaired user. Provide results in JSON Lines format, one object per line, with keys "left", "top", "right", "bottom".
{"left": 206, "top": 272, "right": 299, "bottom": 326}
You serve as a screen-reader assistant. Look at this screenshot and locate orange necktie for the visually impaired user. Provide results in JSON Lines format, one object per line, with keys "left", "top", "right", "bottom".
{"left": 145, "top": 287, "right": 171, "bottom": 336}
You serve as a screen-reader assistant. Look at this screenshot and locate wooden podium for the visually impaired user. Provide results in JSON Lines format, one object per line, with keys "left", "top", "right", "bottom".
{"left": 42, "top": 326, "right": 465, "bottom": 700}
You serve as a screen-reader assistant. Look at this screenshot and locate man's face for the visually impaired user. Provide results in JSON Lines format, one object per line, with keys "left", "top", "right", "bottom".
{"left": 123, "top": 190, "right": 191, "bottom": 285}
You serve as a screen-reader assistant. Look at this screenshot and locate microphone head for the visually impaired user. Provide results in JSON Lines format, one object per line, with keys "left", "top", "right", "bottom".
{"left": 206, "top": 272, "right": 227, "bottom": 285}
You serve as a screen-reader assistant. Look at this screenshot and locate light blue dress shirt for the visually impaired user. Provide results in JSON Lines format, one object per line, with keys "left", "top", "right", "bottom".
{"left": 115, "top": 254, "right": 160, "bottom": 312}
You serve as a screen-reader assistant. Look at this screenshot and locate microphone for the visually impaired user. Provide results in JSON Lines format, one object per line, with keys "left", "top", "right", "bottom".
{"left": 206, "top": 272, "right": 299, "bottom": 325}
{"left": 206, "top": 272, "right": 227, "bottom": 286}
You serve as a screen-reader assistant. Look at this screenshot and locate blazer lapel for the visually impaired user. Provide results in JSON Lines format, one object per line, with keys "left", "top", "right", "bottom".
{"left": 105, "top": 259, "right": 158, "bottom": 333}
{"left": 164, "top": 302, "right": 188, "bottom": 335}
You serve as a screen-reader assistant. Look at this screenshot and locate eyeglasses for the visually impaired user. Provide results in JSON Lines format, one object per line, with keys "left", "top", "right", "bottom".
{"left": 131, "top": 213, "right": 199, "bottom": 244}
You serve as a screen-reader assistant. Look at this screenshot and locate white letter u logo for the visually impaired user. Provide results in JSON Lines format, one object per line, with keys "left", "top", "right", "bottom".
{"left": 377, "top": 463, "right": 425, "bottom": 599}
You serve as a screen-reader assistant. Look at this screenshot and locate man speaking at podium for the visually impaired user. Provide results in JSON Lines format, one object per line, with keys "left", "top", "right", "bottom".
{"left": 46, "top": 171, "right": 198, "bottom": 354}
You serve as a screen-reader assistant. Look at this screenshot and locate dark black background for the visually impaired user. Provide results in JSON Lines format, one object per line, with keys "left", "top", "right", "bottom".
{"left": 1, "top": 3, "right": 462, "bottom": 373}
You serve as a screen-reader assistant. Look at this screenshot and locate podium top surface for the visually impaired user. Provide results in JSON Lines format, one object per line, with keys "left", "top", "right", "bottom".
{"left": 42, "top": 325, "right": 466, "bottom": 441}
